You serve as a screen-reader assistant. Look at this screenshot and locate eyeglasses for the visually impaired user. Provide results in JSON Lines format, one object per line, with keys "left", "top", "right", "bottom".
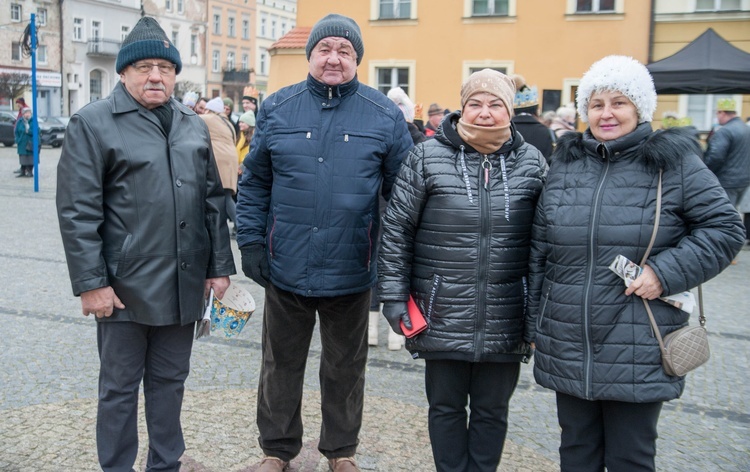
{"left": 131, "top": 62, "right": 176, "bottom": 75}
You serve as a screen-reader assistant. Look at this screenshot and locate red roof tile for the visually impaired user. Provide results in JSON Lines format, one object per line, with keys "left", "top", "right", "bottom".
{"left": 270, "top": 27, "right": 311, "bottom": 50}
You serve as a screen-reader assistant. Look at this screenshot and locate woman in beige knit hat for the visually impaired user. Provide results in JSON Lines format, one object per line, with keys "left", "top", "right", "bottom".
{"left": 378, "top": 68, "right": 548, "bottom": 471}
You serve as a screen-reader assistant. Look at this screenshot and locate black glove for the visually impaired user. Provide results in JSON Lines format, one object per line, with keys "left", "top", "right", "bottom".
{"left": 382, "top": 301, "right": 412, "bottom": 336}
{"left": 240, "top": 244, "right": 270, "bottom": 288}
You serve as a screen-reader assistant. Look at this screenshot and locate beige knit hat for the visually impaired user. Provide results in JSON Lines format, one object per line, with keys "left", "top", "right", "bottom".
{"left": 460, "top": 69, "right": 516, "bottom": 116}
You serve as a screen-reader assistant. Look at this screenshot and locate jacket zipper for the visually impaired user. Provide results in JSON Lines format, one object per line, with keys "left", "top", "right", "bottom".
{"left": 474, "top": 154, "right": 492, "bottom": 361}
{"left": 582, "top": 155, "right": 611, "bottom": 400}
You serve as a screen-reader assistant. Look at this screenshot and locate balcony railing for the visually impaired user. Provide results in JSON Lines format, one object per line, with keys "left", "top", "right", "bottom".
{"left": 87, "top": 39, "right": 122, "bottom": 57}
{"left": 222, "top": 69, "right": 251, "bottom": 84}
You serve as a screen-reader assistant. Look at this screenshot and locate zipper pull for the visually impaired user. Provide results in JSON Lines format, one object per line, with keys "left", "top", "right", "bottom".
{"left": 328, "top": 87, "right": 332, "bottom": 101}
{"left": 482, "top": 155, "right": 492, "bottom": 190}
{"left": 345, "top": 134, "right": 349, "bottom": 142}
{"left": 306, "top": 131, "right": 311, "bottom": 139}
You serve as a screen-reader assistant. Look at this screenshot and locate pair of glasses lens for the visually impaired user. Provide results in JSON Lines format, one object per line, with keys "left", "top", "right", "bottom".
{"left": 132, "top": 62, "right": 176, "bottom": 74}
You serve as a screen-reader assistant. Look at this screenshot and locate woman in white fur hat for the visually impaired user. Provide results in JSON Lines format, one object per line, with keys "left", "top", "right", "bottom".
{"left": 528, "top": 55, "right": 744, "bottom": 472}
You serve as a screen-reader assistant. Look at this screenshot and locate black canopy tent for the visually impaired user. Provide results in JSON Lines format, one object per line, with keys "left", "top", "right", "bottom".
{"left": 646, "top": 28, "right": 750, "bottom": 95}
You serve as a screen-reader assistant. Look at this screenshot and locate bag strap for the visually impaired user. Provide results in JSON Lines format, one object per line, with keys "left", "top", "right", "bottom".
{"left": 641, "top": 170, "right": 705, "bottom": 353}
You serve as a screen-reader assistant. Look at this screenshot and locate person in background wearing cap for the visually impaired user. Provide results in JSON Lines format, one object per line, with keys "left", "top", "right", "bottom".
{"left": 235, "top": 12, "right": 412, "bottom": 472}
{"left": 528, "top": 56, "right": 744, "bottom": 472}
{"left": 201, "top": 97, "right": 240, "bottom": 238}
{"left": 15, "top": 97, "right": 28, "bottom": 122}
{"left": 378, "top": 68, "right": 547, "bottom": 472}
{"left": 704, "top": 98, "right": 750, "bottom": 208}
{"left": 236, "top": 111, "right": 255, "bottom": 172}
{"left": 424, "top": 102, "right": 443, "bottom": 137}
{"left": 242, "top": 86, "right": 259, "bottom": 117}
{"left": 181, "top": 91, "right": 199, "bottom": 110}
{"left": 222, "top": 97, "right": 240, "bottom": 139}
{"left": 510, "top": 74, "right": 554, "bottom": 162}
{"left": 56, "top": 17, "right": 235, "bottom": 472}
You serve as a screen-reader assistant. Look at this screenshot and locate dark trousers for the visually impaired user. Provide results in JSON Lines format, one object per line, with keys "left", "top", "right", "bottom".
{"left": 556, "top": 392, "right": 663, "bottom": 472}
{"left": 424, "top": 359, "right": 521, "bottom": 472}
{"left": 96, "top": 321, "right": 195, "bottom": 472}
{"left": 257, "top": 284, "right": 370, "bottom": 461}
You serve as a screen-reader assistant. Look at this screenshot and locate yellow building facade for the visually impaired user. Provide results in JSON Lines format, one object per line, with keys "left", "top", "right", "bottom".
{"left": 269, "top": 0, "right": 749, "bottom": 132}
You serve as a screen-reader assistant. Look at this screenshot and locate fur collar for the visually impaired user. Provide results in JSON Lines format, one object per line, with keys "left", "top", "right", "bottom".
{"left": 553, "top": 124, "right": 702, "bottom": 172}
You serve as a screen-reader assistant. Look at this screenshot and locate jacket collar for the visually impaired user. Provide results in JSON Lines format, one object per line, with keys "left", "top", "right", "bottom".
{"left": 582, "top": 122, "right": 653, "bottom": 160}
{"left": 306, "top": 74, "right": 359, "bottom": 102}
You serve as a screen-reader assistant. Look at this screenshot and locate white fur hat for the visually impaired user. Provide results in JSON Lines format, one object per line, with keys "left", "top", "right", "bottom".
{"left": 386, "top": 87, "right": 415, "bottom": 123}
{"left": 576, "top": 55, "right": 657, "bottom": 124}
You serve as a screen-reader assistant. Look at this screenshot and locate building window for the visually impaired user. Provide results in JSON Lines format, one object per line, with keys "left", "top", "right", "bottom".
{"left": 695, "top": 0, "right": 741, "bottom": 10}
{"left": 73, "top": 18, "right": 84, "bottom": 41}
{"left": 11, "top": 42, "right": 22, "bottom": 61}
{"left": 121, "top": 26, "right": 130, "bottom": 42}
{"left": 281, "top": 21, "right": 287, "bottom": 35}
{"left": 90, "top": 70, "right": 103, "bottom": 102}
{"left": 242, "top": 19, "right": 250, "bottom": 39}
{"left": 261, "top": 16, "right": 267, "bottom": 37}
{"left": 37, "top": 8, "right": 47, "bottom": 26}
{"left": 11, "top": 4, "right": 22, "bottom": 22}
{"left": 226, "top": 51, "right": 235, "bottom": 70}
{"left": 91, "top": 20, "right": 101, "bottom": 42}
{"left": 213, "top": 14, "right": 221, "bottom": 35}
{"left": 172, "top": 30, "right": 179, "bottom": 47}
{"left": 260, "top": 49, "right": 267, "bottom": 75}
{"left": 37, "top": 45, "right": 47, "bottom": 64}
{"left": 166, "top": 0, "right": 172, "bottom": 11}
{"left": 190, "top": 33, "right": 197, "bottom": 56}
{"left": 212, "top": 50, "right": 220, "bottom": 72}
{"left": 575, "top": 0, "right": 615, "bottom": 13}
{"left": 472, "top": 0, "right": 509, "bottom": 16}
{"left": 228, "top": 17, "right": 236, "bottom": 37}
{"left": 376, "top": 67, "right": 410, "bottom": 95}
{"left": 271, "top": 19, "right": 277, "bottom": 39}
{"left": 177, "top": 0, "right": 184, "bottom": 13}
{"left": 379, "top": 0, "right": 411, "bottom": 19}
{"left": 242, "top": 53, "right": 249, "bottom": 70}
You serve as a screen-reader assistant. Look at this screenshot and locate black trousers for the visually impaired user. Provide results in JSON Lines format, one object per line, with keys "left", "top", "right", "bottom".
{"left": 96, "top": 321, "right": 195, "bottom": 472}
{"left": 424, "top": 359, "right": 521, "bottom": 472}
{"left": 256, "top": 284, "right": 370, "bottom": 461}
{"left": 556, "top": 392, "right": 663, "bottom": 472}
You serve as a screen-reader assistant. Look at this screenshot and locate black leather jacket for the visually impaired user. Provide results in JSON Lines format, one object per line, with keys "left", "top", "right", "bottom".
{"left": 56, "top": 82, "right": 236, "bottom": 325}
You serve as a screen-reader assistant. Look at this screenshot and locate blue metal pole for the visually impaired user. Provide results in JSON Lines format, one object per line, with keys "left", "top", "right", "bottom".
{"left": 31, "top": 13, "right": 39, "bottom": 192}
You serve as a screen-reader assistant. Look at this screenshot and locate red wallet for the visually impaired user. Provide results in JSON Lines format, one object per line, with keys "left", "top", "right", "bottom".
{"left": 401, "top": 295, "right": 428, "bottom": 338}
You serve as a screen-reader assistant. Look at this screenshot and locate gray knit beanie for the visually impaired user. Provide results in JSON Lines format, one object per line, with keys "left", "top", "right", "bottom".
{"left": 305, "top": 14, "right": 364, "bottom": 65}
{"left": 116, "top": 17, "right": 182, "bottom": 74}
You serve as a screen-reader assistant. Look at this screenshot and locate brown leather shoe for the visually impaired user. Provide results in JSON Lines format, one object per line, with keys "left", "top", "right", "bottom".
{"left": 328, "top": 457, "right": 360, "bottom": 472}
{"left": 257, "top": 456, "right": 289, "bottom": 472}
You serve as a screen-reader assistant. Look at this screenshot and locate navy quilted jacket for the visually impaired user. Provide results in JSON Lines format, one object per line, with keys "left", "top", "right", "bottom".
{"left": 528, "top": 124, "right": 745, "bottom": 403}
{"left": 236, "top": 74, "right": 413, "bottom": 297}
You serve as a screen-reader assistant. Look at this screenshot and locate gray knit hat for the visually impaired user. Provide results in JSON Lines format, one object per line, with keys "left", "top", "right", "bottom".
{"left": 116, "top": 17, "right": 182, "bottom": 74}
{"left": 305, "top": 14, "right": 364, "bottom": 65}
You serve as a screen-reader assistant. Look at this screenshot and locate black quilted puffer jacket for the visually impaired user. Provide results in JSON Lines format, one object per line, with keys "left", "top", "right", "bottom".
{"left": 378, "top": 112, "right": 547, "bottom": 362}
{"left": 528, "top": 123, "right": 745, "bottom": 403}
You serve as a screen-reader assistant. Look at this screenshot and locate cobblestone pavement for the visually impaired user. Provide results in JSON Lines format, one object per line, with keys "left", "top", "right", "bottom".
{"left": 0, "top": 146, "right": 747, "bottom": 471}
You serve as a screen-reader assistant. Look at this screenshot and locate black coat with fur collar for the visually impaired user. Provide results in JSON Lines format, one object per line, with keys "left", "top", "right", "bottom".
{"left": 528, "top": 123, "right": 744, "bottom": 403}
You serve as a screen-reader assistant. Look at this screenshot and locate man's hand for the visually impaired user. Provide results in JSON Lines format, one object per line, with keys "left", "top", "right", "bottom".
{"left": 80, "top": 286, "right": 125, "bottom": 318}
{"left": 205, "top": 276, "right": 231, "bottom": 300}
{"left": 382, "top": 301, "right": 411, "bottom": 335}
{"left": 625, "top": 264, "right": 664, "bottom": 300}
{"left": 240, "top": 244, "right": 270, "bottom": 288}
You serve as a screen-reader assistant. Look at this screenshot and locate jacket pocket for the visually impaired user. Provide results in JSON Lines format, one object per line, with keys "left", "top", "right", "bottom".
{"left": 342, "top": 130, "right": 387, "bottom": 155}
{"left": 537, "top": 278, "right": 553, "bottom": 330}
{"left": 115, "top": 233, "right": 133, "bottom": 277}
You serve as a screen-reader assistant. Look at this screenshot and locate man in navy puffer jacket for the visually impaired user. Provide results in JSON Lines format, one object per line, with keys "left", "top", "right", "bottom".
{"left": 235, "top": 13, "right": 412, "bottom": 472}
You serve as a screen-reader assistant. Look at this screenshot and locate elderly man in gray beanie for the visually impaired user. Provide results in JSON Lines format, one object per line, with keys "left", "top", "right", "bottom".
{"left": 56, "top": 16, "right": 234, "bottom": 472}
{"left": 236, "top": 12, "right": 412, "bottom": 472}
